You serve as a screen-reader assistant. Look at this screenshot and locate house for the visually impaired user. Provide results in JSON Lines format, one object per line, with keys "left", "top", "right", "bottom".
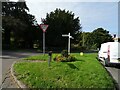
{"left": 113, "top": 35, "right": 120, "bottom": 42}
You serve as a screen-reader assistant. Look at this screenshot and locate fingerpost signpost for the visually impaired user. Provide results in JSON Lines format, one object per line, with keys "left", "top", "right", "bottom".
{"left": 40, "top": 24, "right": 49, "bottom": 55}
{"left": 62, "top": 33, "right": 74, "bottom": 54}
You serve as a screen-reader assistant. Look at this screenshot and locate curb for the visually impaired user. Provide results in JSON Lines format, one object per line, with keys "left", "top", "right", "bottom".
{"left": 10, "top": 61, "right": 27, "bottom": 88}
{"left": 99, "top": 61, "right": 119, "bottom": 90}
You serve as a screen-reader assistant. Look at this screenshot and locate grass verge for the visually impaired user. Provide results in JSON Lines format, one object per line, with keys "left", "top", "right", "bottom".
{"left": 14, "top": 53, "right": 114, "bottom": 88}
{"left": 23, "top": 54, "right": 59, "bottom": 61}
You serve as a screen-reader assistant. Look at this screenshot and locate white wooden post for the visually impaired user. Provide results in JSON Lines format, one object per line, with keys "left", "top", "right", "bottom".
{"left": 62, "top": 33, "right": 74, "bottom": 54}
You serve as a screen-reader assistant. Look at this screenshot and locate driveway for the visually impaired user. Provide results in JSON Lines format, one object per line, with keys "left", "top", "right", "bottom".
{"left": 0, "top": 50, "right": 41, "bottom": 88}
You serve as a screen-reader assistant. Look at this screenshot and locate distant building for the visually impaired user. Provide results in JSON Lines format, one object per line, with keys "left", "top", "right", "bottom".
{"left": 112, "top": 34, "right": 120, "bottom": 42}
{"left": 113, "top": 38, "right": 119, "bottom": 42}
{"left": 113, "top": 34, "right": 120, "bottom": 42}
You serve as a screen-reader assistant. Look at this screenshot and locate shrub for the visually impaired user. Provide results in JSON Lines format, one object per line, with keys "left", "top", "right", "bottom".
{"left": 67, "top": 55, "right": 77, "bottom": 62}
{"left": 54, "top": 55, "right": 66, "bottom": 62}
{"left": 54, "top": 55, "right": 77, "bottom": 62}
{"left": 54, "top": 50, "right": 77, "bottom": 62}
{"left": 61, "top": 50, "right": 68, "bottom": 57}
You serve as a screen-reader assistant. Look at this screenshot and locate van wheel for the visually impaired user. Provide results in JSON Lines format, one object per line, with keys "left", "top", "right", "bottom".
{"left": 104, "top": 59, "right": 109, "bottom": 67}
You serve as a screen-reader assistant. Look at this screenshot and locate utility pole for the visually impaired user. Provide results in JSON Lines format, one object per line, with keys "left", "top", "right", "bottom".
{"left": 82, "top": 32, "right": 84, "bottom": 46}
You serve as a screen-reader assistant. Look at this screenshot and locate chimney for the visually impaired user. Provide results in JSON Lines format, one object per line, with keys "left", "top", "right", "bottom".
{"left": 113, "top": 34, "right": 118, "bottom": 42}
{"left": 113, "top": 34, "right": 116, "bottom": 38}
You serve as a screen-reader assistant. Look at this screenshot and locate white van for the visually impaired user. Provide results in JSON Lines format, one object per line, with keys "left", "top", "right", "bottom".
{"left": 98, "top": 42, "right": 120, "bottom": 66}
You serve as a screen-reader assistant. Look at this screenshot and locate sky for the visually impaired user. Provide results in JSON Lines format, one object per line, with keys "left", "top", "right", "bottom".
{"left": 10, "top": 0, "right": 119, "bottom": 36}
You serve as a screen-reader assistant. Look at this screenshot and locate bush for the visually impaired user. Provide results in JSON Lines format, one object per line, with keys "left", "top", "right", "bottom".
{"left": 54, "top": 55, "right": 77, "bottom": 62}
{"left": 54, "top": 50, "right": 77, "bottom": 62}
{"left": 61, "top": 50, "right": 68, "bottom": 57}
{"left": 54, "top": 55, "right": 66, "bottom": 62}
{"left": 67, "top": 55, "right": 77, "bottom": 61}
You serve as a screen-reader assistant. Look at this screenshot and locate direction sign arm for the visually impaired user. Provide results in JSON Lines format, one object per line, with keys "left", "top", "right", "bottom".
{"left": 62, "top": 33, "right": 74, "bottom": 54}
{"left": 62, "top": 35, "right": 69, "bottom": 37}
{"left": 69, "top": 36, "right": 74, "bottom": 39}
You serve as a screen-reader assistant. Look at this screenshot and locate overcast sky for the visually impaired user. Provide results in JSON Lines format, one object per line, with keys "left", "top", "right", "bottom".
{"left": 10, "top": 0, "right": 119, "bottom": 36}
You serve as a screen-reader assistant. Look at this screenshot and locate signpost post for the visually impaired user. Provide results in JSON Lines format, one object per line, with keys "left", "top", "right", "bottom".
{"left": 62, "top": 33, "right": 74, "bottom": 54}
{"left": 40, "top": 24, "right": 48, "bottom": 55}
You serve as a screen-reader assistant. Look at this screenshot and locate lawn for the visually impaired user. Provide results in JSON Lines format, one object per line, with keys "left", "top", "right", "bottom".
{"left": 23, "top": 53, "right": 59, "bottom": 61}
{"left": 14, "top": 53, "right": 114, "bottom": 88}
{"left": 23, "top": 54, "right": 49, "bottom": 61}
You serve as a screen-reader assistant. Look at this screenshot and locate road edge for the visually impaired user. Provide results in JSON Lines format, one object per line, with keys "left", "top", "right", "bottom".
{"left": 99, "top": 61, "right": 119, "bottom": 90}
{"left": 10, "top": 61, "right": 27, "bottom": 88}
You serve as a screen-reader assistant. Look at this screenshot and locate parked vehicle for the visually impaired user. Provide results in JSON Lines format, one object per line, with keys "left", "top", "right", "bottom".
{"left": 98, "top": 42, "right": 120, "bottom": 66}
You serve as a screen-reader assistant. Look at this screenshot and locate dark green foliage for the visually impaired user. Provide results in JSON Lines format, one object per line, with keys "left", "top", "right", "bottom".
{"left": 61, "top": 50, "right": 68, "bottom": 57}
{"left": 71, "top": 45, "right": 87, "bottom": 52}
{"left": 43, "top": 8, "right": 82, "bottom": 47}
{"left": 91, "top": 28, "right": 113, "bottom": 48}
{"left": 2, "top": 1, "right": 40, "bottom": 49}
{"left": 2, "top": 2, "right": 114, "bottom": 51}
{"left": 76, "top": 28, "right": 113, "bottom": 50}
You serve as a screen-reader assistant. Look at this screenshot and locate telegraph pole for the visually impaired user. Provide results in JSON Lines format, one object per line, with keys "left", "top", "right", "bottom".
{"left": 82, "top": 32, "right": 84, "bottom": 46}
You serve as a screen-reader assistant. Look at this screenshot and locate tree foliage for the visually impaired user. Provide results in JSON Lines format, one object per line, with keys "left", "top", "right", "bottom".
{"left": 77, "top": 28, "right": 113, "bottom": 49}
{"left": 2, "top": 1, "right": 39, "bottom": 49}
{"left": 2, "top": 2, "right": 114, "bottom": 51}
{"left": 43, "top": 8, "right": 81, "bottom": 47}
{"left": 91, "top": 28, "right": 113, "bottom": 48}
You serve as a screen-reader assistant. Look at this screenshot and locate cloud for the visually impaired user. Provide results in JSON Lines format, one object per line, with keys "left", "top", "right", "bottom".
{"left": 26, "top": 2, "right": 81, "bottom": 23}
{"left": 72, "top": 2, "right": 118, "bottom": 33}
{"left": 8, "top": 1, "right": 119, "bottom": 35}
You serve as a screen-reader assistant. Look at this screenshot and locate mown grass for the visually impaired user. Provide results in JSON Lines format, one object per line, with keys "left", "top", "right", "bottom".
{"left": 14, "top": 53, "right": 114, "bottom": 88}
{"left": 23, "top": 54, "right": 49, "bottom": 61}
{"left": 23, "top": 54, "right": 59, "bottom": 61}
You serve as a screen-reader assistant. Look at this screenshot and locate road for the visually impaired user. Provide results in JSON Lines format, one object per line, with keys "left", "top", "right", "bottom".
{"left": 106, "top": 66, "right": 120, "bottom": 90}
{"left": 1, "top": 51, "right": 120, "bottom": 89}
{"left": 0, "top": 50, "right": 41, "bottom": 89}
{"left": 100, "top": 61, "right": 120, "bottom": 90}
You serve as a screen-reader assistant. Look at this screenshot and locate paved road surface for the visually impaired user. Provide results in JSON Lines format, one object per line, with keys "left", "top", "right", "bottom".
{"left": 1, "top": 51, "right": 120, "bottom": 89}
{"left": 100, "top": 61, "right": 120, "bottom": 89}
{"left": 106, "top": 66, "right": 120, "bottom": 89}
{"left": 0, "top": 50, "right": 41, "bottom": 89}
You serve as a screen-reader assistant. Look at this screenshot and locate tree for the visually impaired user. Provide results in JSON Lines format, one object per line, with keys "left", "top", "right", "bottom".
{"left": 75, "top": 28, "right": 113, "bottom": 50}
{"left": 73, "top": 32, "right": 93, "bottom": 50}
{"left": 91, "top": 28, "right": 113, "bottom": 48}
{"left": 43, "top": 8, "right": 81, "bottom": 47}
{"left": 81, "top": 32, "right": 92, "bottom": 48}
{"left": 2, "top": 1, "right": 38, "bottom": 49}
